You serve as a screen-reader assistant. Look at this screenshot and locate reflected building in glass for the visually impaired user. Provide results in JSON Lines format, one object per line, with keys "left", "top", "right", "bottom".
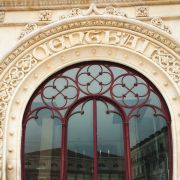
{"left": 24, "top": 126, "right": 168, "bottom": 180}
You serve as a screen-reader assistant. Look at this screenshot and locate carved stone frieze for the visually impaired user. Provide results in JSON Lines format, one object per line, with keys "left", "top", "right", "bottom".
{"left": 39, "top": 10, "right": 52, "bottom": 21}
{"left": 152, "top": 49, "right": 180, "bottom": 85}
{"left": 151, "top": 17, "right": 171, "bottom": 34}
{"left": 104, "top": 6, "right": 127, "bottom": 17}
{"left": 60, "top": 8, "right": 82, "bottom": 19}
{"left": 60, "top": 4, "right": 127, "bottom": 19}
{"left": 0, "top": 11, "right": 5, "bottom": 22}
{"left": 1, "top": 0, "right": 179, "bottom": 10}
{"left": 18, "top": 23, "right": 38, "bottom": 40}
{"left": 136, "top": 6, "right": 149, "bottom": 17}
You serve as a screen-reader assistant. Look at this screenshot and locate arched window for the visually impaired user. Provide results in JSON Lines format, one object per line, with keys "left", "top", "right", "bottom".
{"left": 22, "top": 61, "right": 172, "bottom": 180}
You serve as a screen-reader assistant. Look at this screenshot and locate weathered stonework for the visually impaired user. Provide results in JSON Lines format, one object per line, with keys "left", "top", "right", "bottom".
{"left": 0, "top": 12, "right": 5, "bottom": 22}
{"left": 151, "top": 17, "right": 171, "bottom": 34}
{"left": 39, "top": 10, "right": 52, "bottom": 21}
{"left": 135, "top": 6, "right": 149, "bottom": 17}
{"left": 0, "top": 2, "right": 179, "bottom": 180}
{"left": 18, "top": 23, "right": 38, "bottom": 40}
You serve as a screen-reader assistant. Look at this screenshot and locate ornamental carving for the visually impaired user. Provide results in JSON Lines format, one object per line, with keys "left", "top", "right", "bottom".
{"left": 152, "top": 49, "right": 180, "bottom": 85}
{"left": 18, "top": 23, "right": 38, "bottom": 40}
{"left": 0, "top": 16, "right": 179, "bottom": 180}
{"left": 105, "top": 6, "right": 127, "bottom": 17}
{"left": 0, "top": 11, "right": 5, "bottom": 22}
{"left": 151, "top": 17, "right": 171, "bottom": 34}
{"left": 60, "top": 4, "right": 127, "bottom": 19}
{"left": 135, "top": 6, "right": 149, "bottom": 17}
{"left": 60, "top": 8, "right": 82, "bottom": 19}
{"left": 39, "top": 10, "right": 52, "bottom": 21}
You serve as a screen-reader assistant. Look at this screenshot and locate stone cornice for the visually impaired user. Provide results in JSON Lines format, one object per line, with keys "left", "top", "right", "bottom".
{"left": 0, "top": 0, "right": 180, "bottom": 11}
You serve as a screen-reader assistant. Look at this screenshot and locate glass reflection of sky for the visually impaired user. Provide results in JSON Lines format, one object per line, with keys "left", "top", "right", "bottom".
{"left": 25, "top": 109, "right": 61, "bottom": 153}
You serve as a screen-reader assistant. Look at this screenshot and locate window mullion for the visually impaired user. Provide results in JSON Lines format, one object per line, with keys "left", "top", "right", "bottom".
{"left": 123, "top": 121, "right": 132, "bottom": 180}
{"left": 93, "top": 99, "right": 98, "bottom": 180}
{"left": 60, "top": 123, "right": 67, "bottom": 180}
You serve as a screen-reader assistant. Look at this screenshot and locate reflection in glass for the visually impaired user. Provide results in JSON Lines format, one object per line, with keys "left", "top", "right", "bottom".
{"left": 24, "top": 109, "right": 61, "bottom": 180}
{"left": 67, "top": 101, "right": 94, "bottom": 180}
{"left": 97, "top": 101, "right": 125, "bottom": 180}
{"left": 129, "top": 107, "right": 169, "bottom": 180}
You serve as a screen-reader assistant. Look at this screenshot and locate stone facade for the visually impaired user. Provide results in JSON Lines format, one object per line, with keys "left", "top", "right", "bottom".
{"left": 0, "top": 1, "right": 179, "bottom": 180}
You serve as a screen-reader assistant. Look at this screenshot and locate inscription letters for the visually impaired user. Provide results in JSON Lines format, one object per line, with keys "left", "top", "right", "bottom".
{"left": 32, "top": 30, "right": 159, "bottom": 61}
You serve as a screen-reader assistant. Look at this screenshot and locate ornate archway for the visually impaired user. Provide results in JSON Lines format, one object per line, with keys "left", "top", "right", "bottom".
{"left": 0, "top": 11, "right": 179, "bottom": 180}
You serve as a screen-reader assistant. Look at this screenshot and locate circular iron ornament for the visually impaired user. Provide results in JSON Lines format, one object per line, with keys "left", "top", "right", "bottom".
{"left": 111, "top": 73, "right": 151, "bottom": 108}
{"left": 41, "top": 75, "right": 79, "bottom": 110}
{"left": 76, "top": 64, "right": 114, "bottom": 95}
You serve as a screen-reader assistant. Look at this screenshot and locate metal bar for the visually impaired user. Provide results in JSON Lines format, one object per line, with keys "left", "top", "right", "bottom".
{"left": 60, "top": 123, "right": 67, "bottom": 180}
{"left": 21, "top": 125, "right": 26, "bottom": 180}
{"left": 123, "top": 121, "right": 132, "bottom": 180}
{"left": 167, "top": 124, "right": 173, "bottom": 180}
{"left": 93, "top": 99, "right": 98, "bottom": 180}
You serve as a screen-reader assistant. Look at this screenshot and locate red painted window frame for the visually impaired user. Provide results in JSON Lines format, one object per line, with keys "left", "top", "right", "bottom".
{"left": 21, "top": 61, "right": 173, "bottom": 180}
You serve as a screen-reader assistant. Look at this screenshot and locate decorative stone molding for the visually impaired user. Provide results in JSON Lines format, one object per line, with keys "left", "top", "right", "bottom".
{"left": 39, "top": 10, "right": 52, "bottom": 21}
{"left": 18, "top": 23, "right": 38, "bottom": 40}
{"left": 1, "top": 0, "right": 179, "bottom": 10}
{"left": 60, "top": 4, "right": 127, "bottom": 19}
{"left": 0, "top": 11, "right": 5, "bottom": 22}
{"left": 0, "top": 15, "right": 179, "bottom": 180}
{"left": 104, "top": 6, "right": 127, "bottom": 17}
{"left": 135, "top": 6, "right": 149, "bottom": 17}
{"left": 60, "top": 8, "right": 83, "bottom": 19}
{"left": 151, "top": 17, "right": 171, "bottom": 34}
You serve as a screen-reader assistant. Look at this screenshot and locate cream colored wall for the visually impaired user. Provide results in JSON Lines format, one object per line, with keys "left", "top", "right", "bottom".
{"left": 0, "top": 4, "right": 180, "bottom": 59}
{"left": 0, "top": 2, "right": 179, "bottom": 180}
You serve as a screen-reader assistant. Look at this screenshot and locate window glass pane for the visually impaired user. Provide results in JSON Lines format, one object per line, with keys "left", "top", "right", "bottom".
{"left": 67, "top": 101, "right": 94, "bottom": 180}
{"left": 97, "top": 101, "right": 125, "bottom": 180}
{"left": 129, "top": 107, "right": 169, "bottom": 180}
{"left": 24, "top": 109, "right": 61, "bottom": 180}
